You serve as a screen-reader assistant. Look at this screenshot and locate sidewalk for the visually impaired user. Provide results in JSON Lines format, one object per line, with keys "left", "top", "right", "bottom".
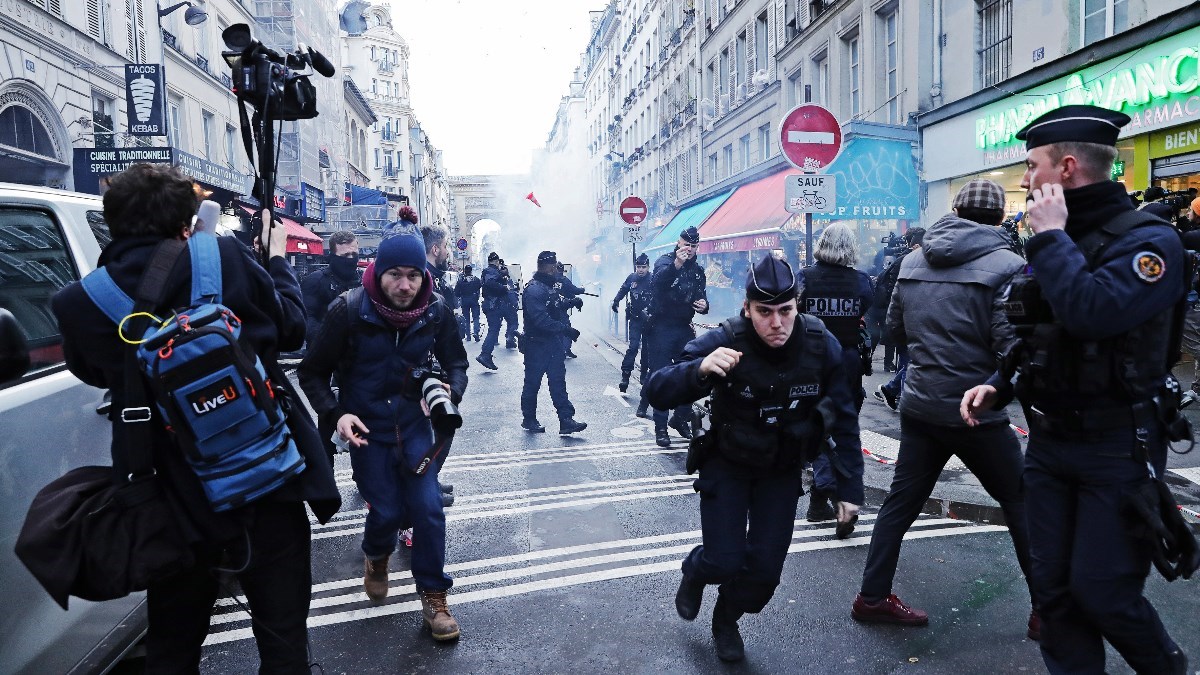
{"left": 592, "top": 327, "right": 1200, "bottom": 527}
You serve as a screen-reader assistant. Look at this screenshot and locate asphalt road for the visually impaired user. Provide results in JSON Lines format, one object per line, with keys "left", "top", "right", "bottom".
{"left": 199, "top": 327, "right": 1200, "bottom": 674}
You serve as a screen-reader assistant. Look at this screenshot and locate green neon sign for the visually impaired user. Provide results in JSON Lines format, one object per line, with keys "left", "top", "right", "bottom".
{"left": 1111, "top": 159, "right": 1125, "bottom": 179}
{"left": 975, "top": 30, "right": 1200, "bottom": 150}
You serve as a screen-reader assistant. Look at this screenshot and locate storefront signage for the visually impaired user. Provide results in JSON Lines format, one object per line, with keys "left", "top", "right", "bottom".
{"left": 174, "top": 150, "right": 251, "bottom": 195}
{"left": 699, "top": 232, "right": 780, "bottom": 255}
{"left": 72, "top": 146, "right": 172, "bottom": 194}
{"left": 974, "top": 26, "right": 1200, "bottom": 152}
{"left": 124, "top": 64, "right": 167, "bottom": 136}
{"left": 1151, "top": 120, "right": 1200, "bottom": 156}
{"left": 811, "top": 138, "right": 918, "bottom": 221}
{"left": 299, "top": 182, "right": 326, "bottom": 222}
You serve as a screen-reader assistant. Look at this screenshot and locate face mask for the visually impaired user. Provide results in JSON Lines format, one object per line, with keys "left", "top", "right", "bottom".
{"left": 329, "top": 253, "right": 359, "bottom": 275}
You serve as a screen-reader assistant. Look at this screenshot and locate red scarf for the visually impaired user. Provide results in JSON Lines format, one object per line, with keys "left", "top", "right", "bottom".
{"left": 361, "top": 262, "right": 433, "bottom": 329}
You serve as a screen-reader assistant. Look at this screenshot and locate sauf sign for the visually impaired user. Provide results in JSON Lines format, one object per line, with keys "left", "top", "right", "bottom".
{"left": 124, "top": 64, "right": 167, "bottom": 136}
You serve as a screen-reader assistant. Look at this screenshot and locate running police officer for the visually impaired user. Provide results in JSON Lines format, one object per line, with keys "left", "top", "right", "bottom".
{"left": 611, "top": 252, "right": 652, "bottom": 391}
{"left": 646, "top": 254, "right": 863, "bottom": 662}
{"left": 797, "top": 223, "right": 873, "bottom": 525}
{"left": 647, "top": 226, "right": 708, "bottom": 447}
{"left": 520, "top": 251, "right": 588, "bottom": 435}
{"left": 962, "top": 105, "right": 1190, "bottom": 674}
{"left": 477, "top": 252, "right": 510, "bottom": 370}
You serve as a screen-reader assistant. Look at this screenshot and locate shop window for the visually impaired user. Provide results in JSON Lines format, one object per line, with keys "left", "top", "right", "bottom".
{"left": 1083, "top": 0, "right": 1129, "bottom": 47}
{"left": 0, "top": 208, "right": 80, "bottom": 376}
{"left": 978, "top": 0, "right": 1012, "bottom": 88}
{"left": 92, "top": 94, "right": 116, "bottom": 149}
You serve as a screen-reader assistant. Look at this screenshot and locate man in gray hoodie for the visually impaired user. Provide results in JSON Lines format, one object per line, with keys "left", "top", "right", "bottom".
{"left": 851, "top": 180, "right": 1038, "bottom": 637}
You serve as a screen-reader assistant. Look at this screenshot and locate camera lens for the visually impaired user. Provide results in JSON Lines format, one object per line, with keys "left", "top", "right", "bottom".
{"left": 421, "top": 378, "right": 462, "bottom": 433}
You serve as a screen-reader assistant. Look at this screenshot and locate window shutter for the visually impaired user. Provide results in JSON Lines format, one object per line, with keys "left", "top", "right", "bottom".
{"left": 771, "top": 1, "right": 783, "bottom": 80}
{"left": 125, "top": 0, "right": 136, "bottom": 60}
{"left": 799, "top": 0, "right": 810, "bottom": 28}
{"left": 135, "top": 0, "right": 146, "bottom": 62}
{"left": 87, "top": 0, "right": 101, "bottom": 38}
{"left": 746, "top": 21, "right": 756, "bottom": 88}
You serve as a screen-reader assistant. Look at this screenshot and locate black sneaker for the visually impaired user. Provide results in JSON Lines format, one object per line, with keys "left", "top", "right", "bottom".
{"left": 668, "top": 415, "right": 693, "bottom": 440}
{"left": 566, "top": 350, "right": 578, "bottom": 359}
{"left": 521, "top": 419, "right": 546, "bottom": 433}
{"left": 636, "top": 405, "right": 652, "bottom": 419}
{"left": 805, "top": 492, "right": 835, "bottom": 522}
{"left": 441, "top": 491, "right": 455, "bottom": 508}
{"left": 711, "top": 596, "right": 745, "bottom": 662}
{"left": 675, "top": 573, "right": 705, "bottom": 621}
{"left": 559, "top": 419, "right": 587, "bottom": 435}
{"left": 476, "top": 354, "right": 498, "bottom": 371}
{"left": 874, "top": 384, "right": 899, "bottom": 412}
{"left": 655, "top": 429, "right": 671, "bottom": 447}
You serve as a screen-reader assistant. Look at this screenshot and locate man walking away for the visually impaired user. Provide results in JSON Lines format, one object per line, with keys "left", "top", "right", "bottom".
{"left": 456, "top": 264, "right": 483, "bottom": 341}
{"left": 852, "top": 180, "right": 1037, "bottom": 638}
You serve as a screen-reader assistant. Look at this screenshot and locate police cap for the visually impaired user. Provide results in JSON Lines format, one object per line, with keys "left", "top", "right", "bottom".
{"left": 680, "top": 226, "right": 700, "bottom": 245}
{"left": 635, "top": 253, "right": 649, "bottom": 266}
{"left": 488, "top": 251, "right": 500, "bottom": 262}
{"left": 1015, "top": 104, "right": 1130, "bottom": 150}
{"left": 745, "top": 254, "right": 798, "bottom": 305}
{"left": 537, "top": 250, "right": 558, "bottom": 265}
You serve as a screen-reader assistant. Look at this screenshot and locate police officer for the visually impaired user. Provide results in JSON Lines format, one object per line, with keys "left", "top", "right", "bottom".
{"left": 962, "top": 105, "right": 1189, "bottom": 674}
{"left": 556, "top": 261, "right": 586, "bottom": 358}
{"left": 501, "top": 260, "right": 521, "bottom": 348}
{"left": 647, "top": 226, "right": 709, "bottom": 447}
{"left": 477, "top": 252, "right": 514, "bottom": 370}
{"left": 797, "top": 223, "right": 873, "bottom": 525}
{"left": 455, "top": 264, "right": 483, "bottom": 341}
{"left": 520, "top": 251, "right": 587, "bottom": 435}
{"left": 612, "top": 253, "right": 654, "bottom": 417}
{"left": 645, "top": 254, "right": 863, "bottom": 663}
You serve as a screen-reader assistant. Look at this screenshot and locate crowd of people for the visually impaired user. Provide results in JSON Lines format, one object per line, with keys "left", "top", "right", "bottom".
{"left": 40, "top": 103, "right": 1197, "bottom": 673}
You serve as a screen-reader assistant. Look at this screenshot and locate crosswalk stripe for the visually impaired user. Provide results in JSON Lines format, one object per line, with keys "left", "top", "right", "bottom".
{"left": 203, "top": 522, "right": 1007, "bottom": 645}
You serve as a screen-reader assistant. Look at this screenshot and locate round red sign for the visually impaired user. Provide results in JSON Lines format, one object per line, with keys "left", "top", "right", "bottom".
{"left": 619, "top": 196, "right": 647, "bottom": 225}
{"left": 778, "top": 104, "right": 843, "bottom": 171}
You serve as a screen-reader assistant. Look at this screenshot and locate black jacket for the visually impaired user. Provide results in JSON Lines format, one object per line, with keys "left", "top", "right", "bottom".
{"left": 651, "top": 251, "right": 708, "bottom": 325}
{"left": 455, "top": 273, "right": 482, "bottom": 305}
{"left": 52, "top": 235, "right": 341, "bottom": 544}
{"left": 522, "top": 271, "right": 573, "bottom": 340}
{"left": 428, "top": 262, "right": 459, "bottom": 311}
{"left": 301, "top": 263, "right": 360, "bottom": 342}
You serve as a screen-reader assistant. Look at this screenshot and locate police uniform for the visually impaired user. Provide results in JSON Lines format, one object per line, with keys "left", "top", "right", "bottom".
{"left": 454, "top": 266, "right": 483, "bottom": 341}
{"left": 999, "top": 105, "right": 1188, "bottom": 674}
{"left": 797, "top": 260, "right": 873, "bottom": 520}
{"left": 520, "top": 251, "right": 587, "bottom": 435}
{"left": 612, "top": 252, "right": 653, "bottom": 396}
{"left": 477, "top": 253, "right": 515, "bottom": 369}
{"left": 646, "top": 226, "right": 709, "bottom": 446}
{"left": 645, "top": 255, "right": 864, "bottom": 663}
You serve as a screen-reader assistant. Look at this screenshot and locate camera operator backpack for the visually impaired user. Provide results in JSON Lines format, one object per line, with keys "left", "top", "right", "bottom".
{"left": 81, "top": 233, "right": 305, "bottom": 512}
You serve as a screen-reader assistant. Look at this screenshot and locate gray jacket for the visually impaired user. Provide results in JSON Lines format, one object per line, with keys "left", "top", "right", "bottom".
{"left": 888, "top": 214, "right": 1025, "bottom": 427}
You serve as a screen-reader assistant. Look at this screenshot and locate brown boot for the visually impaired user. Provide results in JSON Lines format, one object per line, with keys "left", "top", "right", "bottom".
{"left": 363, "top": 555, "right": 389, "bottom": 602}
{"left": 419, "top": 590, "right": 461, "bottom": 641}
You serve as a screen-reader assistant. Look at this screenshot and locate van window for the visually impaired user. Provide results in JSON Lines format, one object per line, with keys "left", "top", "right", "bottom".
{"left": 0, "top": 208, "right": 80, "bottom": 375}
{"left": 86, "top": 210, "right": 112, "bottom": 251}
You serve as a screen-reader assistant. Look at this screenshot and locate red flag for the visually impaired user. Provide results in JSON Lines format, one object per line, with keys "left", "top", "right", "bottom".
{"left": 526, "top": 192, "right": 542, "bottom": 208}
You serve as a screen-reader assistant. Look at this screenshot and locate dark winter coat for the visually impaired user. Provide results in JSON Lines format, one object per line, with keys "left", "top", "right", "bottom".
{"left": 650, "top": 251, "right": 708, "bottom": 325}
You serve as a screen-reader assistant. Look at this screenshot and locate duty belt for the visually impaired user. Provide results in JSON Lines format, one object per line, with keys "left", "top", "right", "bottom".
{"left": 1025, "top": 404, "right": 1136, "bottom": 434}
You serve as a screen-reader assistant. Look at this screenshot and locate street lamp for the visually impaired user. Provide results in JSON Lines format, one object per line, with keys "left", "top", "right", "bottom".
{"left": 159, "top": 1, "right": 208, "bottom": 25}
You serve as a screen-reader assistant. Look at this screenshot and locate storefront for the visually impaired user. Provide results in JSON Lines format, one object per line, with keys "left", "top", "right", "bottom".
{"left": 922, "top": 21, "right": 1200, "bottom": 223}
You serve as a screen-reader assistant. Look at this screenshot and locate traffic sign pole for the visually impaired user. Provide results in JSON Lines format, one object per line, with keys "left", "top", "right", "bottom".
{"left": 619, "top": 196, "right": 647, "bottom": 270}
{"left": 777, "top": 104, "right": 842, "bottom": 268}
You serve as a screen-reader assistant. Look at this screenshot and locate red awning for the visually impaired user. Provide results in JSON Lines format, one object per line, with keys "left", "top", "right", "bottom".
{"left": 696, "top": 170, "right": 793, "bottom": 255}
{"left": 240, "top": 206, "right": 324, "bottom": 254}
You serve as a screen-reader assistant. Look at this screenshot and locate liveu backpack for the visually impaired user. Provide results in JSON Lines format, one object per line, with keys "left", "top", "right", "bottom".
{"left": 80, "top": 233, "right": 305, "bottom": 512}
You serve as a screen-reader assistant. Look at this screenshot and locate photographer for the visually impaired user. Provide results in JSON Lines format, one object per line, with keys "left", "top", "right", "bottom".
{"left": 51, "top": 163, "right": 340, "bottom": 672}
{"left": 298, "top": 231, "right": 468, "bottom": 642}
{"left": 520, "top": 251, "right": 588, "bottom": 434}
{"left": 476, "top": 252, "right": 517, "bottom": 370}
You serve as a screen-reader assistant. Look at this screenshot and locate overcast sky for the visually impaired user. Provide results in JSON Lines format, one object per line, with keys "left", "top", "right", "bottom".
{"left": 386, "top": 0, "right": 598, "bottom": 176}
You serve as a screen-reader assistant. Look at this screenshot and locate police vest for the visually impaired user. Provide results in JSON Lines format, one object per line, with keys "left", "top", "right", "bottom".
{"left": 626, "top": 275, "right": 651, "bottom": 316}
{"left": 1007, "top": 210, "right": 1175, "bottom": 402}
{"left": 709, "top": 314, "right": 827, "bottom": 469}
{"left": 800, "top": 263, "right": 862, "bottom": 348}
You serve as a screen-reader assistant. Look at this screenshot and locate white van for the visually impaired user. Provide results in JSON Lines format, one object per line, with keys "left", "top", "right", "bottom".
{"left": 0, "top": 184, "right": 146, "bottom": 673}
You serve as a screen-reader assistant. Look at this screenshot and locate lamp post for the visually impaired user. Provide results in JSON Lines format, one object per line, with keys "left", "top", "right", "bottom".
{"left": 145, "top": 1, "right": 207, "bottom": 148}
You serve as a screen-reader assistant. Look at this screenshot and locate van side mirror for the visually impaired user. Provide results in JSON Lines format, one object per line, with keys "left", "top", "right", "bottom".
{"left": 0, "top": 308, "right": 31, "bottom": 382}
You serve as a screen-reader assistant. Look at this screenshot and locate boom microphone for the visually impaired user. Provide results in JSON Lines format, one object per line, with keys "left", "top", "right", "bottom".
{"left": 304, "top": 46, "right": 336, "bottom": 78}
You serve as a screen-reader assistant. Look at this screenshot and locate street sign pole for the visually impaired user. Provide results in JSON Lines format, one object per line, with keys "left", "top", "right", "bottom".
{"left": 620, "top": 195, "right": 647, "bottom": 271}
{"left": 805, "top": 212, "right": 813, "bottom": 267}
{"left": 777, "top": 104, "right": 843, "bottom": 268}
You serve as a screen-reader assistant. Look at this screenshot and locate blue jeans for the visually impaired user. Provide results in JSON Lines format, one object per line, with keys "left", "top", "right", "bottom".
{"left": 646, "top": 321, "right": 695, "bottom": 430}
{"left": 349, "top": 439, "right": 451, "bottom": 591}
{"left": 882, "top": 346, "right": 909, "bottom": 396}
{"left": 1024, "top": 422, "right": 1178, "bottom": 674}
{"left": 521, "top": 336, "right": 575, "bottom": 423}
{"left": 683, "top": 456, "right": 803, "bottom": 613}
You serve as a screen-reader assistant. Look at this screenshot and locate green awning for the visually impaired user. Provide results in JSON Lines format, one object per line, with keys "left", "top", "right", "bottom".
{"left": 642, "top": 190, "right": 734, "bottom": 253}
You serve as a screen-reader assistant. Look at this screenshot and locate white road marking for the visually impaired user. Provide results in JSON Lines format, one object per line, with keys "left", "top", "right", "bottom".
{"left": 603, "top": 385, "right": 631, "bottom": 407}
{"left": 1170, "top": 466, "right": 1200, "bottom": 487}
{"left": 204, "top": 521, "right": 1005, "bottom": 645}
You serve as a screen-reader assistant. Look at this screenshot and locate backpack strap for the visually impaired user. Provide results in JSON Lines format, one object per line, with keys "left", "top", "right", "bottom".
{"left": 1077, "top": 210, "right": 1165, "bottom": 268}
{"left": 81, "top": 268, "right": 136, "bottom": 326}
{"left": 187, "top": 232, "right": 223, "bottom": 303}
{"left": 720, "top": 316, "right": 747, "bottom": 343}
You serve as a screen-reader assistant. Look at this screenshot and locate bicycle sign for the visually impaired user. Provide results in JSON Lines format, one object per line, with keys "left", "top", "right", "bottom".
{"left": 784, "top": 174, "right": 837, "bottom": 214}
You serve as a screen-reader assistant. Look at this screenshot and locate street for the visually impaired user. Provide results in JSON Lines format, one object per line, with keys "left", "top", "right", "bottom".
{"left": 198, "top": 326, "right": 1200, "bottom": 675}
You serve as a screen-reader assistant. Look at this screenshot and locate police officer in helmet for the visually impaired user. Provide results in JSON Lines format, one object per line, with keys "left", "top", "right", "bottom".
{"left": 645, "top": 254, "right": 864, "bottom": 663}
{"left": 962, "top": 105, "right": 1191, "bottom": 674}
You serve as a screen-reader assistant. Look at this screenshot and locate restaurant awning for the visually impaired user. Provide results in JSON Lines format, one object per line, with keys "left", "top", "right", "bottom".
{"left": 696, "top": 170, "right": 794, "bottom": 255}
{"left": 240, "top": 206, "right": 325, "bottom": 254}
{"left": 643, "top": 190, "right": 734, "bottom": 253}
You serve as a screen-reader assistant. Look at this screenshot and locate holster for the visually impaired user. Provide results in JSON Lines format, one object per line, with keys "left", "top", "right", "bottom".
{"left": 685, "top": 432, "right": 710, "bottom": 475}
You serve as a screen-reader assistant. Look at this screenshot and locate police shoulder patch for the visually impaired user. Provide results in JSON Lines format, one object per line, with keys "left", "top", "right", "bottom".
{"left": 1132, "top": 251, "right": 1166, "bottom": 283}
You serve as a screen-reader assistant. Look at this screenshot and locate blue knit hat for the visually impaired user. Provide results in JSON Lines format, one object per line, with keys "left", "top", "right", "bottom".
{"left": 375, "top": 231, "right": 426, "bottom": 281}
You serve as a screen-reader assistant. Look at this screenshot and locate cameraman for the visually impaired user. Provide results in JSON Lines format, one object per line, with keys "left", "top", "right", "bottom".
{"left": 51, "top": 163, "right": 340, "bottom": 672}
{"left": 298, "top": 231, "right": 468, "bottom": 641}
{"left": 520, "top": 251, "right": 588, "bottom": 434}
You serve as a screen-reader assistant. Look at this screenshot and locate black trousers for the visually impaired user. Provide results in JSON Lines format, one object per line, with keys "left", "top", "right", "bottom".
{"left": 144, "top": 501, "right": 313, "bottom": 674}
{"left": 860, "top": 415, "right": 1033, "bottom": 602}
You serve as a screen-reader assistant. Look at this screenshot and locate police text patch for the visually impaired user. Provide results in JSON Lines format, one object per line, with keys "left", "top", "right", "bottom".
{"left": 789, "top": 384, "right": 820, "bottom": 397}
{"left": 1132, "top": 251, "right": 1166, "bottom": 283}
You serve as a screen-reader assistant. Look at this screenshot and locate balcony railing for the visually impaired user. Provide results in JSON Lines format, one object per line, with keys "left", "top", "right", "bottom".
{"left": 194, "top": 54, "right": 209, "bottom": 73}
{"left": 161, "top": 29, "right": 177, "bottom": 50}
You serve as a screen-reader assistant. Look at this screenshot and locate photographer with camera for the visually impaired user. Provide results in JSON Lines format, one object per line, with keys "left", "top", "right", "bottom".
{"left": 298, "top": 231, "right": 468, "bottom": 642}
{"left": 50, "top": 163, "right": 341, "bottom": 672}
{"left": 476, "top": 252, "right": 518, "bottom": 370}
{"left": 520, "top": 251, "right": 588, "bottom": 435}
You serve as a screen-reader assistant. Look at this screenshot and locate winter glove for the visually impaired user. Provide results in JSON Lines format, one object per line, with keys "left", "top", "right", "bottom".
{"left": 611, "top": 302, "right": 619, "bottom": 313}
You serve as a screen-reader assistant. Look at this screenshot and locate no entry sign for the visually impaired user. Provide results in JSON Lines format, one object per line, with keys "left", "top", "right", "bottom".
{"left": 619, "top": 196, "right": 647, "bottom": 225}
{"left": 778, "top": 104, "right": 843, "bottom": 171}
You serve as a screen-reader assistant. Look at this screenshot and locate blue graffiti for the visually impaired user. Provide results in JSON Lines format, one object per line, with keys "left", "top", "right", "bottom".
{"left": 814, "top": 138, "right": 919, "bottom": 221}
